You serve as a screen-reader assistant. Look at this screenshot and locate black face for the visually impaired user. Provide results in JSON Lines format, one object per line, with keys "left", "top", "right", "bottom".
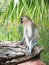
{"left": 20, "top": 17, "right": 23, "bottom": 24}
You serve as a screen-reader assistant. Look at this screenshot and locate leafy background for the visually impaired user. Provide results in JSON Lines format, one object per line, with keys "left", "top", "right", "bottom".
{"left": 0, "top": 0, "right": 49, "bottom": 64}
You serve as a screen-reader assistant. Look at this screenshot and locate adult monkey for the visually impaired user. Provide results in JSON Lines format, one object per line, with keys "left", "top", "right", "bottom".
{"left": 20, "top": 16, "right": 39, "bottom": 55}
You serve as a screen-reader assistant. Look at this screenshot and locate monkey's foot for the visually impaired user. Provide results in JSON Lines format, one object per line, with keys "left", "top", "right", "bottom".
{"left": 27, "top": 52, "right": 32, "bottom": 56}
{"left": 25, "top": 51, "right": 32, "bottom": 56}
{"left": 25, "top": 49, "right": 32, "bottom": 56}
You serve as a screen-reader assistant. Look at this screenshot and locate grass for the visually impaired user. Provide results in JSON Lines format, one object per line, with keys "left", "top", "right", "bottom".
{"left": 0, "top": 0, "right": 49, "bottom": 64}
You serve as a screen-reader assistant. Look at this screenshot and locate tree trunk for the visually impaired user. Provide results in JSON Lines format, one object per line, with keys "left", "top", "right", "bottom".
{"left": 0, "top": 41, "right": 46, "bottom": 65}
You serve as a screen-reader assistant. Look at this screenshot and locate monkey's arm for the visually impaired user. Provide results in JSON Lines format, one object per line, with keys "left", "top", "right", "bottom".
{"left": 20, "top": 28, "right": 26, "bottom": 45}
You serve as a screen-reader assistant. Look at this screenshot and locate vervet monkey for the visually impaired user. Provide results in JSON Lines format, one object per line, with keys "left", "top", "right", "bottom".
{"left": 20, "top": 16, "right": 39, "bottom": 55}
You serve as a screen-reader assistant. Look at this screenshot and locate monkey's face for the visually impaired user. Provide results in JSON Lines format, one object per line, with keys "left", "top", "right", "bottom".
{"left": 21, "top": 16, "right": 29, "bottom": 25}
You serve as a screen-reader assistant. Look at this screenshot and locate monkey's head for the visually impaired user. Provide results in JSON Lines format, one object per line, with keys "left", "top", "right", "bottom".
{"left": 20, "top": 16, "right": 31, "bottom": 25}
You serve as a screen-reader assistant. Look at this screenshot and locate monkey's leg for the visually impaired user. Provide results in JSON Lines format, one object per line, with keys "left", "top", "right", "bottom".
{"left": 31, "top": 38, "right": 38, "bottom": 47}
{"left": 32, "top": 38, "right": 38, "bottom": 47}
{"left": 27, "top": 39, "right": 38, "bottom": 55}
{"left": 25, "top": 43, "right": 32, "bottom": 56}
{"left": 28, "top": 43, "right": 33, "bottom": 55}
{"left": 26, "top": 39, "right": 34, "bottom": 55}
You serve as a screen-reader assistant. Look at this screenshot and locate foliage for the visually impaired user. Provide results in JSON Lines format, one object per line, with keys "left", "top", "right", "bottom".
{"left": 0, "top": 0, "right": 49, "bottom": 64}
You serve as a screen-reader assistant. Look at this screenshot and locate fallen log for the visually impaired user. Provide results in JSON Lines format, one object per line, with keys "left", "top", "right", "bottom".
{"left": 0, "top": 41, "right": 44, "bottom": 65}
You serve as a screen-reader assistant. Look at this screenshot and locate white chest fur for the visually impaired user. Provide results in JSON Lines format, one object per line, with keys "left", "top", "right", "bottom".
{"left": 27, "top": 25, "right": 32, "bottom": 38}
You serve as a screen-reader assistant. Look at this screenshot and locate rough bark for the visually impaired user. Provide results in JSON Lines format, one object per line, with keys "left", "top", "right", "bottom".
{"left": 0, "top": 41, "right": 44, "bottom": 65}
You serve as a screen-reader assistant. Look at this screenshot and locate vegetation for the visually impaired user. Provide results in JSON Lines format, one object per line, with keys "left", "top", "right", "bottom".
{"left": 0, "top": 0, "right": 49, "bottom": 64}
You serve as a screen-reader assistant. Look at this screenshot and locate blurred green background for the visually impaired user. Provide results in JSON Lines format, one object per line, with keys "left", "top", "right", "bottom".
{"left": 0, "top": 0, "right": 49, "bottom": 64}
